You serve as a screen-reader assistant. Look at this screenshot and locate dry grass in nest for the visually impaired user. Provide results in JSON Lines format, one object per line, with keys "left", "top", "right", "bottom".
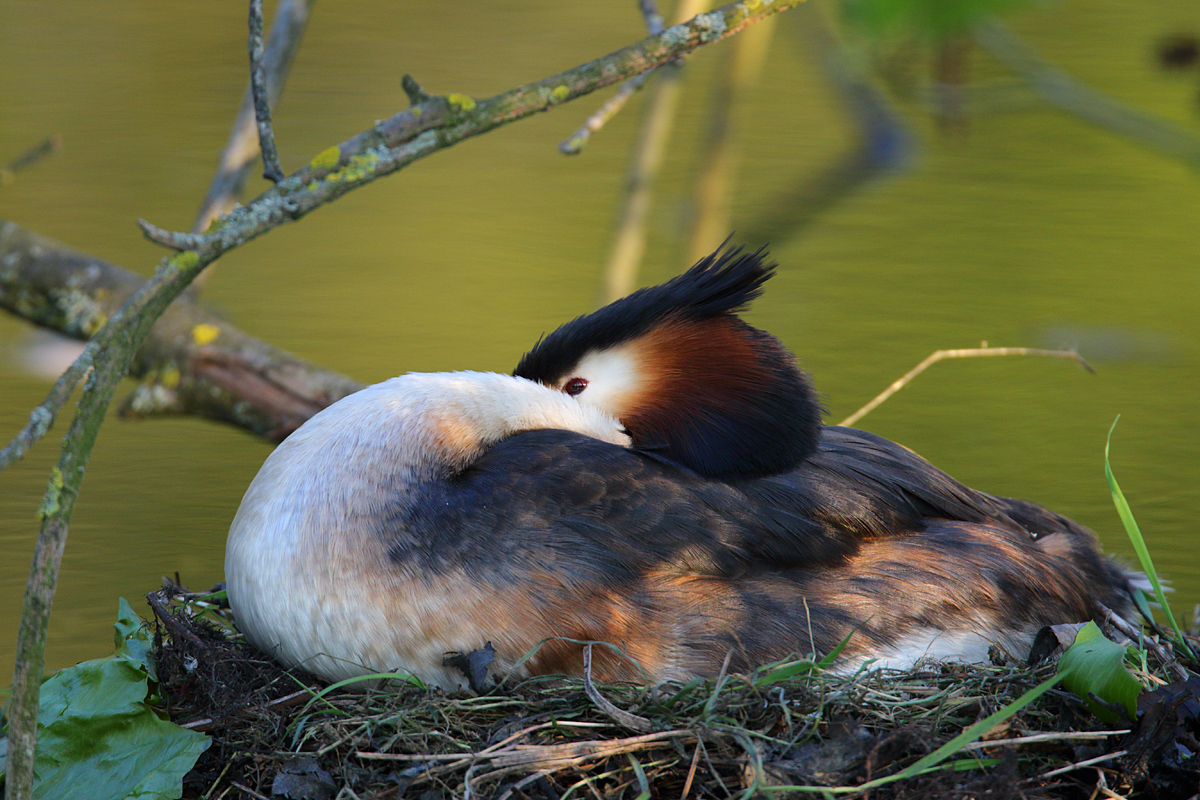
{"left": 146, "top": 584, "right": 1200, "bottom": 799}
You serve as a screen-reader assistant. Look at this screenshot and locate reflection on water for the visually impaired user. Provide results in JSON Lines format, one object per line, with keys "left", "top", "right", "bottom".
{"left": 2, "top": 1, "right": 1198, "bottom": 680}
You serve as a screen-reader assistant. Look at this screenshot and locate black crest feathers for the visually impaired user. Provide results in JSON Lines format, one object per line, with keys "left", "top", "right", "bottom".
{"left": 514, "top": 244, "right": 775, "bottom": 385}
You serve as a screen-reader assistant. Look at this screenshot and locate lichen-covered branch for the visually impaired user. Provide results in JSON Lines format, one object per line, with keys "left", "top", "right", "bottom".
{"left": 3, "top": 3, "right": 805, "bottom": 794}
{"left": 273, "top": 0, "right": 807, "bottom": 202}
{"left": 0, "top": 219, "right": 363, "bottom": 445}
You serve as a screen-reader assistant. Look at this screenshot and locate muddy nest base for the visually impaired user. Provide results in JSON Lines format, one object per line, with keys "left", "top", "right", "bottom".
{"left": 147, "top": 584, "right": 1200, "bottom": 799}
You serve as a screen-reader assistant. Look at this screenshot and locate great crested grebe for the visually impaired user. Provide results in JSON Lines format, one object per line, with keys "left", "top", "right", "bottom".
{"left": 513, "top": 244, "right": 1137, "bottom": 668}
{"left": 226, "top": 245, "right": 1136, "bottom": 690}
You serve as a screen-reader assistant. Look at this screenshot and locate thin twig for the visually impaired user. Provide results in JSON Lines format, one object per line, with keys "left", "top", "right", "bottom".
{"left": 559, "top": 74, "right": 655, "bottom": 155}
{"left": 963, "top": 730, "right": 1130, "bottom": 749}
{"left": 559, "top": 0, "right": 678, "bottom": 155}
{"left": 496, "top": 770, "right": 556, "bottom": 800}
{"left": 698, "top": 737, "right": 733, "bottom": 799}
{"left": 179, "top": 688, "right": 312, "bottom": 732}
{"left": 477, "top": 730, "right": 692, "bottom": 774}
{"left": 249, "top": 0, "right": 285, "bottom": 182}
{"left": 838, "top": 346, "right": 1095, "bottom": 428}
{"left": 356, "top": 720, "right": 613, "bottom": 781}
{"left": 137, "top": 218, "right": 207, "bottom": 251}
{"left": 194, "top": 0, "right": 312, "bottom": 235}
{"left": 583, "top": 644, "right": 654, "bottom": 732}
{"left": 638, "top": 0, "right": 666, "bottom": 34}
{"left": 0, "top": 360, "right": 91, "bottom": 470}
{"left": 1, "top": 135, "right": 63, "bottom": 185}
{"left": 680, "top": 739, "right": 702, "bottom": 799}
{"left": 1040, "top": 749, "right": 1129, "bottom": 779}
{"left": 231, "top": 781, "right": 272, "bottom": 800}
{"left": 701, "top": 650, "right": 734, "bottom": 719}
{"left": 402, "top": 74, "right": 433, "bottom": 105}
{"left": 147, "top": 592, "right": 208, "bottom": 651}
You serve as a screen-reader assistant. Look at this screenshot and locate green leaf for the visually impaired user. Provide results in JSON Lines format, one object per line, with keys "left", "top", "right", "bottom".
{"left": 627, "top": 753, "right": 652, "bottom": 800}
{"left": 1058, "top": 621, "right": 1140, "bottom": 722}
{"left": 110, "top": 597, "right": 156, "bottom": 681}
{"left": 1, "top": 599, "right": 210, "bottom": 800}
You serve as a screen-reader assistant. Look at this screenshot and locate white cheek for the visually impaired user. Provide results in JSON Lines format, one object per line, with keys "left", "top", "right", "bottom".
{"left": 567, "top": 348, "right": 640, "bottom": 416}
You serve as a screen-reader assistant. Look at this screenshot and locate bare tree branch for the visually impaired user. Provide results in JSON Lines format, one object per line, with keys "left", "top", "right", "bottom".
{"left": 582, "top": 645, "right": 653, "bottom": 732}
{"left": 559, "top": 73, "right": 655, "bottom": 155}
{"left": 0, "top": 219, "right": 363, "bottom": 443}
{"left": 137, "top": 218, "right": 206, "bottom": 251}
{"left": 637, "top": 0, "right": 665, "bottom": 35}
{"left": 249, "top": 0, "right": 285, "bottom": 183}
{"left": 194, "top": 0, "right": 313, "bottom": 235}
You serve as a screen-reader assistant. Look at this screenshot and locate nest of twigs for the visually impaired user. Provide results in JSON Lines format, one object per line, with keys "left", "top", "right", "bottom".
{"left": 146, "top": 583, "right": 1200, "bottom": 800}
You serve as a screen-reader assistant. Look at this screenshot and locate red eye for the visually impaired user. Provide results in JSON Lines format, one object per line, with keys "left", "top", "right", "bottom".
{"left": 564, "top": 377, "right": 588, "bottom": 396}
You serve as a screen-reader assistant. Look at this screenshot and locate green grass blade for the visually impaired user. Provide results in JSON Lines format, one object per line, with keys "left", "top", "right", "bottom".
{"left": 873, "top": 671, "right": 1064, "bottom": 785}
{"left": 1105, "top": 418, "right": 1193, "bottom": 657}
{"left": 295, "top": 671, "right": 426, "bottom": 718}
{"left": 627, "top": 753, "right": 652, "bottom": 800}
{"left": 754, "top": 672, "right": 1067, "bottom": 795}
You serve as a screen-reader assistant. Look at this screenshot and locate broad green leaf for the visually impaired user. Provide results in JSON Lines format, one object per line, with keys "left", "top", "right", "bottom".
{"left": 112, "top": 597, "right": 155, "bottom": 678}
{"left": 1, "top": 599, "right": 210, "bottom": 800}
{"left": 1058, "top": 621, "right": 1140, "bottom": 722}
{"left": 627, "top": 753, "right": 652, "bottom": 800}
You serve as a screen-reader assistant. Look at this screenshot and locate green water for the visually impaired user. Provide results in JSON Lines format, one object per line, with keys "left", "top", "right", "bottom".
{"left": 2, "top": 0, "right": 1198, "bottom": 682}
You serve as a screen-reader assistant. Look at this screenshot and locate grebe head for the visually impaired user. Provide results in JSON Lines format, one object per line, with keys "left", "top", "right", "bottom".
{"left": 514, "top": 244, "right": 822, "bottom": 479}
